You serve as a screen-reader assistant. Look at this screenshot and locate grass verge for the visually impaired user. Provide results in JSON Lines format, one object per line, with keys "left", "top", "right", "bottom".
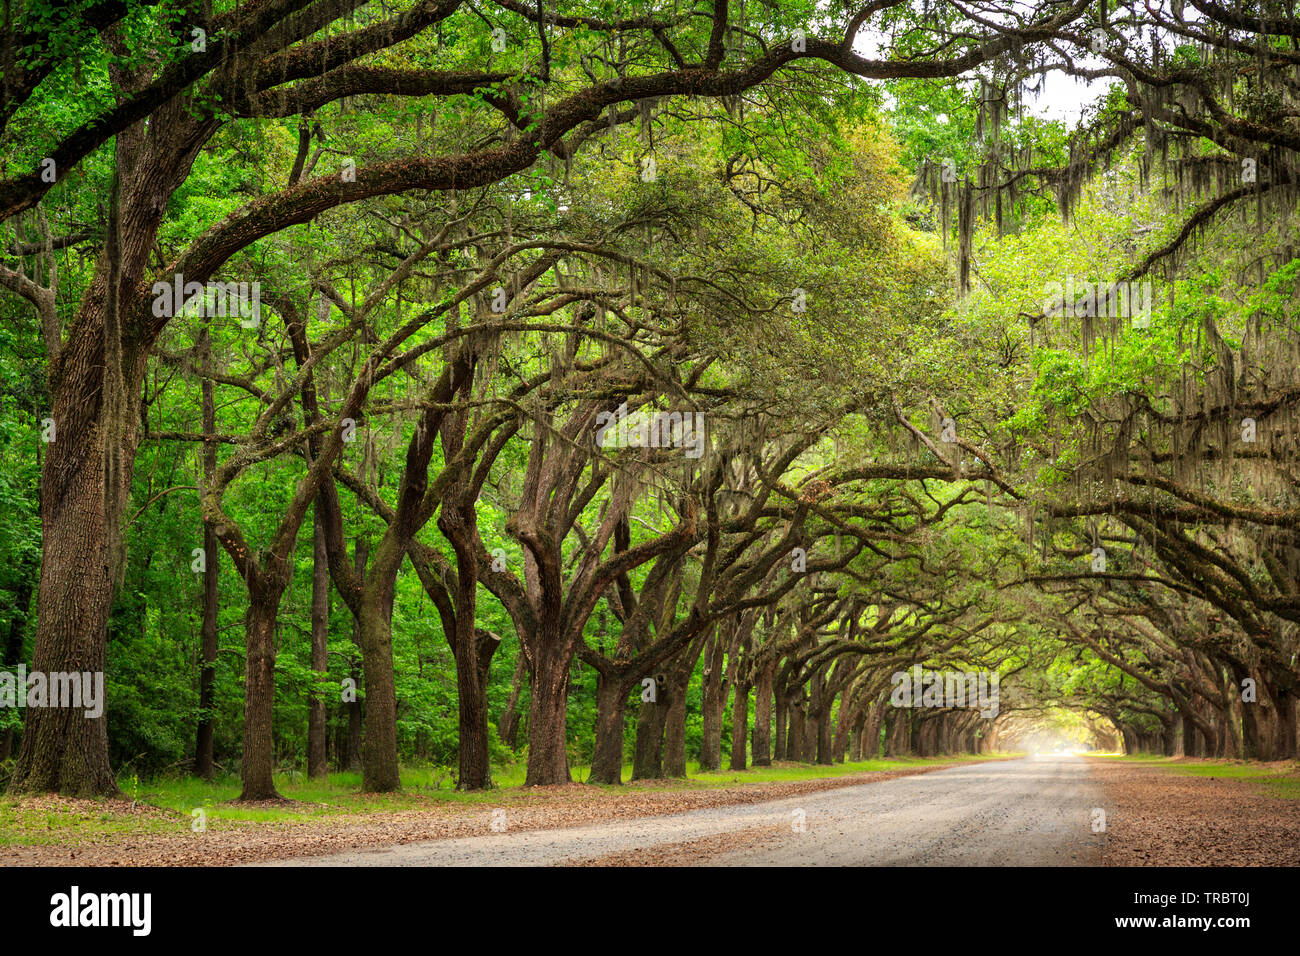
{"left": 0, "top": 752, "right": 1009, "bottom": 846}
{"left": 1089, "top": 753, "right": 1300, "bottom": 799}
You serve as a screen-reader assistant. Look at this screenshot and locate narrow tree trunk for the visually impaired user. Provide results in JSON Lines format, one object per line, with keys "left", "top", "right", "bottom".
{"left": 813, "top": 678, "right": 834, "bottom": 765}
{"left": 862, "top": 697, "right": 885, "bottom": 759}
{"left": 771, "top": 679, "right": 787, "bottom": 761}
{"left": 832, "top": 689, "right": 855, "bottom": 763}
{"left": 344, "top": 538, "right": 368, "bottom": 772}
{"left": 1276, "top": 686, "right": 1298, "bottom": 760}
{"left": 345, "top": 658, "right": 363, "bottom": 771}
{"left": 664, "top": 676, "right": 689, "bottom": 777}
{"left": 698, "top": 629, "right": 725, "bottom": 771}
{"left": 455, "top": 624, "right": 499, "bottom": 791}
{"left": 632, "top": 685, "right": 669, "bottom": 780}
{"left": 239, "top": 597, "right": 281, "bottom": 801}
{"left": 730, "top": 680, "right": 750, "bottom": 770}
{"left": 195, "top": 322, "right": 219, "bottom": 781}
{"left": 802, "top": 701, "right": 818, "bottom": 762}
{"left": 849, "top": 711, "right": 865, "bottom": 761}
{"left": 589, "top": 671, "right": 629, "bottom": 784}
{"left": 497, "top": 653, "right": 527, "bottom": 750}
{"left": 787, "top": 697, "right": 806, "bottom": 763}
{"left": 358, "top": 592, "right": 400, "bottom": 792}
{"left": 307, "top": 511, "right": 329, "bottom": 779}
{"left": 752, "top": 662, "right": 773, "bottom": 766}
{"left": 194, "top": 511, "right": 220, "bottom": 780}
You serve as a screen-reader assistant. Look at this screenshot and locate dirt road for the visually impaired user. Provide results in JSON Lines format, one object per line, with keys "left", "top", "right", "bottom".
{"left": 264, "top": 755, "right": 1104, "bottom": 867}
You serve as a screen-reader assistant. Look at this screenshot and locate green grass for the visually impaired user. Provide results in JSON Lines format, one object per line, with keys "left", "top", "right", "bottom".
{"left": 0, "top": 752, "right": 1009, "bottom": 845}
{"left": 1092, "top": 753, "right": 1300, "bottom": 799}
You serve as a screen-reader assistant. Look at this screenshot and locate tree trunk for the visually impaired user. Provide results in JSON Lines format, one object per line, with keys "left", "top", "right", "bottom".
{"left": 886, "top": 709, "right": 911, "bottom": 756}
{"left": 862, "top": 695, "right": 885, "bottom": 760}
{"left": 239, "top": 597, "right": 281, "bottom": 801}
{"left": 698, "top": 629, "right": 725, "bottom": 771}
{"left": 832, "top": 688, "right": 855, "bottom": 763}
{"left": 632, "top": 686, "right": 669, "bottom": 780}
{"left": 455, "top": 623, "right": 499, "bottom": 791}
{"left": 787, "top": 696, "right": 806, "bottom": 762}
{"left": 9, "top": 448, "right": 124, "bottom": 796}
{"left": 357, "top": 592, "right": 400, "bottom": 792}
{"left": 307, "top": 511, "right": 329, "bottom": 779}
{"left": 194, "top": 511, "right": 220, "bottom": 780}
{"left": 1276, "top": 686, "right": 1298, "bottom": 760}
{"left": 849, "top": 711, "right": 866, "bottom": 761}
{"left": 8, "top": 155, "right": 151, "bottom": 798}
{"left": 345, "top": 658, "right": 363, "bottom": 771}
{"left": 524, "top": 640, "right": 572, "bottom": 786}
{"left": 1182, "top": 714, "right": 1201, "bottom": 757}
{"left": 752, "top": 662, "right": 772, "bottom": 766}
{"left": 730, "top": 680, "right": 750, "bottom": 770}
{"left": 812, "top": 677, "right": 834, "bottom": 765}
{"left": 664, "top": 675, "right": 689, "bottom": 777}
{"left": 194, "top": 322, "right": 219, "bottom": 781}
{"left": 590, "top": 670, "right": 630, "bottom": 784}
{"left": 772, "top": 679, "right": 787, "bottom": 761}
{"left": 344, "top": 539, "right": 368, "bottom": 772}
{"left": 498, "top": 653, "right": 527, "bottom": 750}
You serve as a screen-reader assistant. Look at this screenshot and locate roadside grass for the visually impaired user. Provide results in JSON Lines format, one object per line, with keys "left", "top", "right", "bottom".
{"left": 0, "top": 752, "right": 1005, "bottom": 846}
{"left": 1091, "top": 753, "right": 1300, "bottom": 799}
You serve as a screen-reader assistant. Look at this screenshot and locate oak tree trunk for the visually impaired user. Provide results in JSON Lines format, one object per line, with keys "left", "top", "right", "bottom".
{"left": 752, "top": 663, "right": 773, "bottom": 766}
{"left": 307, "top": 511, "right": 329, "bottom": 779}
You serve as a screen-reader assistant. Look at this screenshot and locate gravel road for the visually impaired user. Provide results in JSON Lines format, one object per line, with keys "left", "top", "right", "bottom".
{"left": 261, "top": 755, "right": 1104, "bottom": 867}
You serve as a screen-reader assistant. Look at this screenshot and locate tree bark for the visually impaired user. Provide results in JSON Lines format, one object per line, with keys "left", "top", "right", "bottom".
{"left": 730, "top": 679, "right": 750, "bottom": 770}
{"left": 239, "top": 596, "right": 282, "bottom": 800}
{"left": 344, "top": 538, "right": 368, "bottom": 771}
{"left": 664, "top": 674, "right": 689, "bottom": 777}
{"left": 357, "top": 589, "right": 400, "bottom": 792}
{"left": 698, "top": 627, "right": 726, "bottom": 771}
{"left": 525, "top": 639, "right": 572, "bottom": 786}
{"left": 307, "top": 510, "right": 329, "bottom": 779}
{"left": 753, "top": 661, "right": 773, "bottom": 765}
{"left": 9, "top": 444, "right": 125, "bottom": 796}
{"left": 498, "top": 653, "right": 527, "bottom": 750}
{"left": 632, "top": 683, "right": 669, "bottom": 780}
{"left": 589, "top": 670, "right": 631, "bottom": 784}
{"left": 786, "top": 695, "right": 806, "bottom": 763}
{"left": 194, "top": 326, "right": 219, "bottom": 781}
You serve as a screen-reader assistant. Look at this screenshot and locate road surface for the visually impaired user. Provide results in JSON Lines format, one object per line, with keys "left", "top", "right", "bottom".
{"left": 262, "top": 755, "right": 1105, "bottom": 866}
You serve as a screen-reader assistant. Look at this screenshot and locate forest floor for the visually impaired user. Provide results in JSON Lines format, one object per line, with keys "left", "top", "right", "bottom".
{"left": 3, "top": 753, "right": 1296, "bottom": 866}
{"left": 1089, "top": 755, "right": 1300, "bottom": 866}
